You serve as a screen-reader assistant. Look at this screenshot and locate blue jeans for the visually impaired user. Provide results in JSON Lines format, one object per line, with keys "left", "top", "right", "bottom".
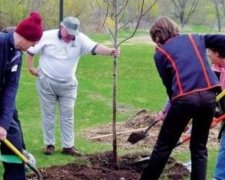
{"left": 214, "top": 129, "right": 225, "bottom": 180}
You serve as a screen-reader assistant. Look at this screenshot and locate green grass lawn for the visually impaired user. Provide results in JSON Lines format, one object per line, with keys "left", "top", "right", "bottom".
{"left": 0, "top": 33, "right": 220, "bottom": 179}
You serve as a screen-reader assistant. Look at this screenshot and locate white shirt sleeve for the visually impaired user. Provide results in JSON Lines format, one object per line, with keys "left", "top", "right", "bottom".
{"left": 78, "top": 33, "right": 97, "bottom": 55}
{"left": 27, "top": 32, "right": 47, "bottom": 55}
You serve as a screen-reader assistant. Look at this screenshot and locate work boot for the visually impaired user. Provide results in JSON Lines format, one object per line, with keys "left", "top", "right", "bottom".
{"left": 43, "top": 145, "right": 55, "bottom": 155}
{"left": 61, "top": 147, "right": 82, "bottom": 156}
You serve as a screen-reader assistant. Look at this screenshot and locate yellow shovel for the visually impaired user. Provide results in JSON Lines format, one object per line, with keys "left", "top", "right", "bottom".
{"left": 1, "top": 139, "right": 42, "bottom": 180}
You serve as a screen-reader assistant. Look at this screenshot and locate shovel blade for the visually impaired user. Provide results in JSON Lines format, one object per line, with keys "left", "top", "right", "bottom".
{"left": 127, "top": 131, "right": 146, "bottom": 144}
{"left": 0, "top": 154, "right": 22, "bottom": 164}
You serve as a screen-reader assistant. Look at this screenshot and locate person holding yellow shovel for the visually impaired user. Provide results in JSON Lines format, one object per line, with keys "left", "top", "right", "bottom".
{"left": 0, "top": 12, "right": 43, "bottom": 180}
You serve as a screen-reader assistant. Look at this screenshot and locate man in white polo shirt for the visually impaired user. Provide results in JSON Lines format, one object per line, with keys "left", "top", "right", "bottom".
{"left": 26, "top": 16, "right": 119, "bottom": 156}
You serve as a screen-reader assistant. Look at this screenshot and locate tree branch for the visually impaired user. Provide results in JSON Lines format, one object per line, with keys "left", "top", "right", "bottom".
{"left": 117, "top": 0, "right": 158, "bottom": 47}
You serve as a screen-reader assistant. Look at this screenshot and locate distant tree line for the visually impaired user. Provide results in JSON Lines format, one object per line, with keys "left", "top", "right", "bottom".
{"left": 0, "top": 0, "right": 225, "bottom": 32}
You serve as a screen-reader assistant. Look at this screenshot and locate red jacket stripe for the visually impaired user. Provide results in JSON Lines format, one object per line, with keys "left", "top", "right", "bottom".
{"left": 188, "top": 34, "right": 211, "bottom": 87}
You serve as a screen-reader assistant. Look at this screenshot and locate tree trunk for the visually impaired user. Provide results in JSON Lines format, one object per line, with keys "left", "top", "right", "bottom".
{"left": 112, "top": 0, "right": 118, "bottom": 168}
{"left": 214, "top": 0, "right": 221, "bottom": 31}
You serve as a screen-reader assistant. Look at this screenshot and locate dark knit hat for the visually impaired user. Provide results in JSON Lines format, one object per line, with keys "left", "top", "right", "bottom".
{"left": 15, "top": 12, "right": 43, "bottom": 42}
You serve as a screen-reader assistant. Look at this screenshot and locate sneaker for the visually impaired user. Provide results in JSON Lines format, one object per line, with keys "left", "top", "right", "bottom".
{"left": 61, "top": 147, "right": 82, "bottom": 156}
{"left": 43, "top": 145, "right": 55, "bottom": 155}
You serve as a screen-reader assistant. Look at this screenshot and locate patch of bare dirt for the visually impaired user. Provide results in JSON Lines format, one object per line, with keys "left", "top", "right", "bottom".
{"left": 28, "top": 109, "right": 220, "bottom": 180}
{"left": 85, "top": 109, "right": 220, "bottom": 152}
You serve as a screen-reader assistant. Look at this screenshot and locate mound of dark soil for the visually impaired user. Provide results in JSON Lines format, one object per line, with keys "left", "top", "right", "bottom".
{"left": 28, "top": 151, "right": 190, "bottom": 180}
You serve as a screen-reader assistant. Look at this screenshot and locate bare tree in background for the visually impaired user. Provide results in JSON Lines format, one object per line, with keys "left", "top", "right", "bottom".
{"left": 212, "top": 0, "right": 225, "bottom": 31}
{"left": 214, "top": 0, "right": 222, "bottom": 31}
{"left": 89, "top": 0, "right": 158, "bottom": 167}
{"left": 221, "top": 0, "right": 225, "bottom": 16}
{"left": 25, "top": 0, "right": 43, "bottom": 11}
{"left": 171, "top": 0, "right": 199, "bottom": 27}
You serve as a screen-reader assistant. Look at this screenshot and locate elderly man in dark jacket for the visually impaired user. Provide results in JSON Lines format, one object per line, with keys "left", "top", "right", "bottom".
{"left": 0, "top": 12, "right": 43, "bottom": 180}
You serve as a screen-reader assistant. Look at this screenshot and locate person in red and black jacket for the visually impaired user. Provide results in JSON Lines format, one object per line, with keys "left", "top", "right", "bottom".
{"left": 141, "top": 16, "right": 225, "bottom": 180}
{"left": 0, "top": 12, "right": 43, "bottom": 180}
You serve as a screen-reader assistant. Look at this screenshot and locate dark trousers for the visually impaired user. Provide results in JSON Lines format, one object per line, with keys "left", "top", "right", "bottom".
{"left": 141, "top": 90, "right": 217, "bottom": 180}
{"left": 13, "top": 109, "right": 26, "bottom": 149}
{"left": 1, "top": 110, "right": 26, "bottom": 180}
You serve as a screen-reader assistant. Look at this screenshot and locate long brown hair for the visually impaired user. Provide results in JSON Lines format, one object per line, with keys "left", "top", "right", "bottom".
{"left": 150, "top": 17, "right": 180, "bottom": 45}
